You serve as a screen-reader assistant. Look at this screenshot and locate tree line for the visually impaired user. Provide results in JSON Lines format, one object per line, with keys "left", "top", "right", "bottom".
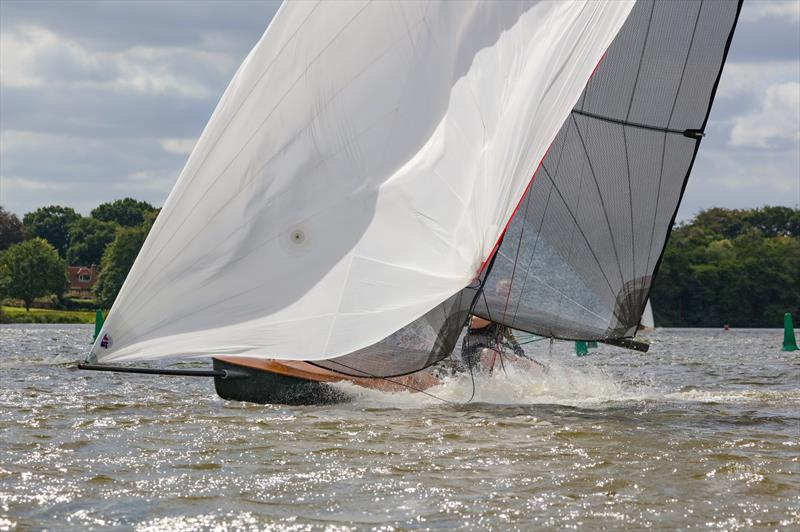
{"left": 2, "top": 201, "right": 798, "bottom": 327}
{"left": 649, "top": 206, "right": 799, "bottom": 328}
{"left": 0, "top": 199, "right": 157, "bottom": 310}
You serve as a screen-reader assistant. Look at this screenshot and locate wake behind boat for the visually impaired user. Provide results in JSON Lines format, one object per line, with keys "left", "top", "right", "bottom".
{"left": 79, "top": 0, "right": 742, "bottom": 405}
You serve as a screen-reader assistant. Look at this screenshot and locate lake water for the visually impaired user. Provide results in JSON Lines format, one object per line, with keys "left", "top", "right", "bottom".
{"left": 1, "top": 324, "right": 798, "bottom": 530}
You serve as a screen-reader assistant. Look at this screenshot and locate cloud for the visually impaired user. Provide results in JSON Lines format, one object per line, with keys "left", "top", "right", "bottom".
{"left": 0, "top": 0, "right": 280, "bottom": 52}
{"left": 715, "top": 61, "right": 800, "bottom": 100}
{"left": 740, "top": 0, "right": 800, "bottom": 23}
{"left": 0, "top": 25, "right": 235, "bottom": 98}
{"left": 678, "top": 144, "right": 800, "bottom": 220}
{"left": 730, "top": 82, "right": 800, "bottom": 149}
{"left": 159, "top": 138, "right": 197, "bottom": 156}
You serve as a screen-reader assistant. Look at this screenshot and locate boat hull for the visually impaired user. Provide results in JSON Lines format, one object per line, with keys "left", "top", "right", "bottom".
{"left": 212, "top": 356, "right": 440, "bottom": 405}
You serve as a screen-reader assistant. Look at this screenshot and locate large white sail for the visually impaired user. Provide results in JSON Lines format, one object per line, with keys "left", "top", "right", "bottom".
{"left": 91, "top": 0, "right": 633, "bottom": 363}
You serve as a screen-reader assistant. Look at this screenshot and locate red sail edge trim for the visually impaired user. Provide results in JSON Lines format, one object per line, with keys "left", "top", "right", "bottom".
{"left": 475, "top": 48, "right": 610, "bottom": 276}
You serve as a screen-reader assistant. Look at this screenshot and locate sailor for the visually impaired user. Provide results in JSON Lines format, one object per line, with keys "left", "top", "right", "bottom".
{"left": 460, "top": 278, "right": 525, "bottom": 371}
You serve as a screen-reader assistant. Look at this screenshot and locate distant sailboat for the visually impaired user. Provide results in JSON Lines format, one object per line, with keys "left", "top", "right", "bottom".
{"left": 639, "top": 300, "right": 655, "bottom": 332}
{"left": 80, "top": 0, "right": 742, "bottom": 404}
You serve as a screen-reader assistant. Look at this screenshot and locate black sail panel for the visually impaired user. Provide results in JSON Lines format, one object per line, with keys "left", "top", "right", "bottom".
{"left": 474, "top": 0, "right": 742, "bottom": 341}
{"left": 311, "top": 285, "right": 479, "bottom": 378}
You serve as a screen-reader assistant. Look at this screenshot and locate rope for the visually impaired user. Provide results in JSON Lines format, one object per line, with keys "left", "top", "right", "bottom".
{"left": 325, "top": 359, "right": 456, "bottom": 405}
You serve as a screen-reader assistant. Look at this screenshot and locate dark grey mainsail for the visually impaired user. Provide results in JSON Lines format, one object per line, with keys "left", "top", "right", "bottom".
{"left": 474, "top": 0, "right": 742, "bottom": 341}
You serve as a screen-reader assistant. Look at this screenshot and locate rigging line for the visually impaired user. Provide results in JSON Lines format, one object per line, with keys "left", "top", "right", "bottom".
{"left": 466, "top": 339, "right": 476, "bottom": 404}
{"left": 537, "top": 163, "right": 618, "bottom": 302}
{"left": 483, "top": 256, "right": 609, "bottom": 325}
{"left": 623, "top": 126, "right": 636, "bottom": 290}
{"left": 498, "top": 185, "right": 533, "bottom": 328}
{"left": 461, "top": 232, "right": 507, "bottom": 403}
{"left": 551, "top": 113, "right": 591, "bottom": 335}
{"left": 570, "top": 113, "right": 627, "bottom": 289}
{"left": 490, "top": 225, "right": 610, "bottom": 322}
{"left": 509, "top": 182, "right": 554, "bottom": 321}
{"left": 509, "top": 124, "right": 571, "bottom": 322}
{"left": 473, "top": 233, "right": 504, "bottom": 326}
{"left": 495, "top": 331, "right": 507, "bottom": 376}
{"left": 125, "top": 0, "right": 376, "bottom": 295}
{"left": 624, "top": 0, "right": 656, "bottom": 122}
{"left": 323, "top": 358, "right": 455, "bottom": 405}
{"left": 480, "top": 288, "right": 494, "bottom": 324}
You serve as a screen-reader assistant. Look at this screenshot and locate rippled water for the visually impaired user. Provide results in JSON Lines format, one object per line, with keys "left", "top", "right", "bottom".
{"left": 1, "top": 325, "right": 798, "bottom": 530}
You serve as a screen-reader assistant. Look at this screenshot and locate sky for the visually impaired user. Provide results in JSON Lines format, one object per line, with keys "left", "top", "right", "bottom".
{"left": 1, "top": 0, "right": 798, "bottom": 221}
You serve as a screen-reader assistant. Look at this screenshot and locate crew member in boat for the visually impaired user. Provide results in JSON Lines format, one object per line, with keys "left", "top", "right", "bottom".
{"left": 461, "top": 278, "right": 525, "bottom": 371}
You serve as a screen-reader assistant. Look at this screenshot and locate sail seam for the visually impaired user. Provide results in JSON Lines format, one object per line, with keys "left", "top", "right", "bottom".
{"left": 623, "top": 0, "right": 655, "bottom": 121}
{"left": 641, "top": 0, "right": 705, "bottom": 300}
{"left": 539, "top": 163, "right": 617, "bottom": 300}
{"left": 509, "top": 118, "right": 573, "bottom": 322}
{"left": 570, "top": 113, "right": 627, "bottom": 289}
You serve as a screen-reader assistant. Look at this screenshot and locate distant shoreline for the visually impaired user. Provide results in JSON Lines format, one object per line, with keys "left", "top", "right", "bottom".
{"left": 0, "top": 306, "right": 96, "bottom": 324}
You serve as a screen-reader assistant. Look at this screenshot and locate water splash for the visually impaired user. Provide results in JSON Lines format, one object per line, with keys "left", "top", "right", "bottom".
{"left": 332, "top": 358, "right": 646, "bottom": 408}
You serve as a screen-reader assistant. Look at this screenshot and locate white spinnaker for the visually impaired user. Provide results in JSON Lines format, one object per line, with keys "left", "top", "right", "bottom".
{"left": 92, "top": 0, "right": 634, "bottom": 363}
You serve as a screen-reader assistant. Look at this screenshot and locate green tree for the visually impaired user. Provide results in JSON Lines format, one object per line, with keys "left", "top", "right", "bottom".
{"left": 22, "top": 205, "right": 81, "bottom": 257}
{"left": 744, "top": 206, "right": 799, "bottom": 237}
{"left": 91, "top": 198, "right": 156, "bottom": 227}
{"left": 0, "top": 207, "right": 25, "bottom": 251}
{"left": 651, "top": 207, "right": 800, "bottom": 327}
{"left": 0, "top": 238, "right": 67, "bottom": 311}
{"left": 66, "top": 217, "right": 118, "bottom": 266}
{"left": 94, "top": 224, "right": 150, "bottom": 308}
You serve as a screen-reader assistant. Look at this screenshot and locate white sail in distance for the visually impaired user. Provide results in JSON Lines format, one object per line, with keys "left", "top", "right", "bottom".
{"left": 91, "top": 0, "right": 634, "bottom": 363}
{"left": 641, "top": 301, "right": 655, "bottom": 330}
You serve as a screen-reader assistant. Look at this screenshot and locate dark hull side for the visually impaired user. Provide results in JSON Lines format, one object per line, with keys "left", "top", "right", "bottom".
{"left": 213, "top": 357, "right": 352, "bottom": 405}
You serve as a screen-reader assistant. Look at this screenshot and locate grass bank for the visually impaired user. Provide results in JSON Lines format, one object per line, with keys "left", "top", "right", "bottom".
{"left": 1, "top": 306, "right": 98, "bottom": 324}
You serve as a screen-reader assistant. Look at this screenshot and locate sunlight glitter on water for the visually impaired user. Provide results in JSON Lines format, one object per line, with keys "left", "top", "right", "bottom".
{"left": 1, "top": 325, "right": 798, "bottom": 530}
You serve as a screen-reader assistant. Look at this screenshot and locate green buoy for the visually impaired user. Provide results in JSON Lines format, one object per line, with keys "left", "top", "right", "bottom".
{"left": 93, "top": 309, "right": 104, "bottom": 342}
{"left": 782, "top": 313, "right": 798, "bottom": 351}
{"left": 575, "top": 340, "right": 589, "bottom": 357}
